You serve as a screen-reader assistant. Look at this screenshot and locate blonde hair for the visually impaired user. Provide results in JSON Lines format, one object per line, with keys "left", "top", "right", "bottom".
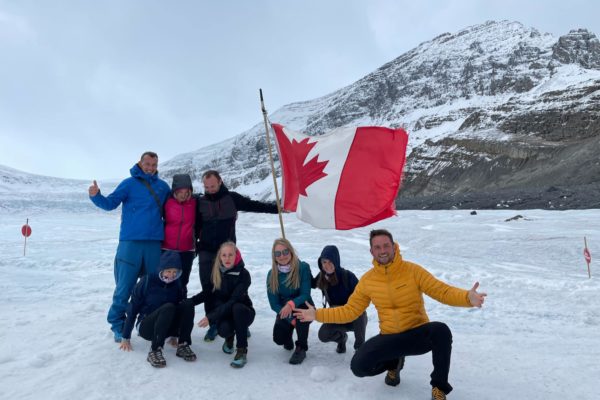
{"left": 268, "top": 238, "right": 301, "bottom": 294}
{"left": 211, "top": 241, "right": 237, "bottom": 291}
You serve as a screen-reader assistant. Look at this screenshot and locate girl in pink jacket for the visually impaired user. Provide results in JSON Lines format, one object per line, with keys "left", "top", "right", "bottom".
{"left": 162, "top": 174, "right": 197, "bottom": 294}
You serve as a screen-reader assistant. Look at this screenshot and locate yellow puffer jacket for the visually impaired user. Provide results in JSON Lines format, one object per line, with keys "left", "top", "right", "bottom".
{"left": 315, "top": 243, "right": 472, "bottom": 334}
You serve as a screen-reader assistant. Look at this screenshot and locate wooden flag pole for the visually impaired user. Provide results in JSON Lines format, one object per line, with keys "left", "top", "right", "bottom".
{"left": 584, "top": 236, "right": 591, "bottom": 278}
{"left": 260, "top": 89, "right": 286, "bottom": 239}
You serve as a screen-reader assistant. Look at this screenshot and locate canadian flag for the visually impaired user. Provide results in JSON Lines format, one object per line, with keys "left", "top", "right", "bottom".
{"left": 272, "top": 123, "right": 409, "bottom": 230}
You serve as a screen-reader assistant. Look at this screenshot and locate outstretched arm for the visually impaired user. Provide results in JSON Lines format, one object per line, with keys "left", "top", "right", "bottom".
{"left": 231, "top": 192, "right": 278, "bottom": 214}
{"left": 468, "top": 282, "right": 487, "bottom": 308}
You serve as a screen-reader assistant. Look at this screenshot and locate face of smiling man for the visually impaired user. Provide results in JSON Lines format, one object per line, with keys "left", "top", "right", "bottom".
{"left": 370, "top": 234, "right": 395, "bottom": 265}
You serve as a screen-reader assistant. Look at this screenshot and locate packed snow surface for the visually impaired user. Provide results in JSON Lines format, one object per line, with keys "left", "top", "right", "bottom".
{"left": 0, "top": 207, "right": 598, "bottom": 399}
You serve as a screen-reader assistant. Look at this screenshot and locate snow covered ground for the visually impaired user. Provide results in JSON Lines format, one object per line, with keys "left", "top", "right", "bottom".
{"left": 0, "top": 206, "right": 598, "bottom": 399}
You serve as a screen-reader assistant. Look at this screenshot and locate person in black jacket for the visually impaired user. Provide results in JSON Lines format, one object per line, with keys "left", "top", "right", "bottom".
{"left": 195, "top": 169, "right": 278, "bottom": 341}
{"left": 118, "top": 250, "right": 196, "bottom": 368}
{"left": 312, "top": 245, "right": 367, "bottom": 353}
{"left": 191, "top": 241, "right": 255, "bottom": 368}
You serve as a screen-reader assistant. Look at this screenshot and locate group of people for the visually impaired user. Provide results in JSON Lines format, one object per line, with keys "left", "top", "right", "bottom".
{"left": 89, "top": 151, "right": 486, "bottom": 400}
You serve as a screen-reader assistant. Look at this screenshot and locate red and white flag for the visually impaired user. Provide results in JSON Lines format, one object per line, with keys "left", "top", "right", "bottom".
{"left": 272, "top": 123, "right": 409, "bottom": 230}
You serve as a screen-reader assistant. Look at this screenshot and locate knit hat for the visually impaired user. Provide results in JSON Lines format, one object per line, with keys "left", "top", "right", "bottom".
{"left": 171, "top": 174, "right": 193, "bottom": 192}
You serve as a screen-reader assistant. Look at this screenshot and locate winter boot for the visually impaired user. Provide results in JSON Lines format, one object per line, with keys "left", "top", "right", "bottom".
{"left": 384, "top": 356, "right": 405, "bottom": 386}
{"left": 289, "top": 346, "right": 306, "bottom": 365}
{"left": 431, "top": 387, "right": 447, "bottom": 400}
{"left": 336, "top": 332, "right": 348, "bottom": 354}
{"left": 176, "top": 343, "right": 197, "bottom": 362}
{"left": 222, "top": 336, "right": 235, "bottom": 354}
{"left": 204, "top": 325, "right": 218, "bottom": 342}
{"left": 230, "top": 347, "right": 248, "bottom": 368}
{"left": 147, "top": 347, "right": 166, "bottom": 368}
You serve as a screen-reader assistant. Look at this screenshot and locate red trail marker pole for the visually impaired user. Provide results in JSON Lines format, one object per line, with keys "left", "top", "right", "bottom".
{"left": 21, "top": 218, "right": 32, "bottom": 256}
{"left": 584, "top": 237, "right": 592, "bottom": 279}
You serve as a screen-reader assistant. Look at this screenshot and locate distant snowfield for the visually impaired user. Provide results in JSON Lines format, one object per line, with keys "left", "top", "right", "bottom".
{"left": 0, "top": 207, "right": 598, "bottom": 400}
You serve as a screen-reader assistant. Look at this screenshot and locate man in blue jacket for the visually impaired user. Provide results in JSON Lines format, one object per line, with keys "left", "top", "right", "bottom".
{"left": 89, "top": 151, "right": 170, "bottom": 342}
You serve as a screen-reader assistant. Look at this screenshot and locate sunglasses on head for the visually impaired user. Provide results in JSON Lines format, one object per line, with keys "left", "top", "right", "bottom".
{"left": 273, "top": 248, "right": 291, "bottom": 257}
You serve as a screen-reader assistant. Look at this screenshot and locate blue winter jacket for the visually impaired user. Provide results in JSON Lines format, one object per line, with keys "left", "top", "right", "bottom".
{"left": 90, "top": 164, "right": 170, "bottom": 241}
{"left": 267, "top": 261, "right": 314, "bottom": 316}
{"left": 314, "top": 245, "right": 359, "bottom": 307}
{"left": 122, "top": 251, "right": 185, "bottom": 340}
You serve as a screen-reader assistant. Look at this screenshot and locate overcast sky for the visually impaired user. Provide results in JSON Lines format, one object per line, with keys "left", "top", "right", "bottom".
{"left": 1, "top": 0, "right": 599, "bottom": 180}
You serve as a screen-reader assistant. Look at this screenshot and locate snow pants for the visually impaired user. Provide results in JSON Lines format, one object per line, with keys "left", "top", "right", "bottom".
{"left": 107, "top": 240, "right": 161, "bottom": 333}
{"left": 139, "top": 302, "right": 195, "bottom": 351}
{"left": 350, "top": 321, "right": 454, "bottom": 394}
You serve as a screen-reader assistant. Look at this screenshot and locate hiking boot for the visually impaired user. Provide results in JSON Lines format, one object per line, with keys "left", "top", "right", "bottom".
{"left": 175, "top": 343, "right": 197, "bottom": 362}
{"left": 147, "top": 348, "right": 166, "bottom": 368}
{"left": 283, "top": 338, "right": 294, "bottom": 351}
{"left": 222, "top": 336, "right": 235, "bottom": 354}
{"left": 384, "top": 356, "right": 405, "bottom": 386}
{"left": 336, "top": 332, "right": 348, "bottom": 354}
{"left": 289, "top": 346, "right": 306, "bottom": 365}
{"left": 230, "top": 347, "right": 248, "bottom": 368}
{"left": 204, "top": 325, "right": 218, "bottom": 342}
{"left": 431, "top": 387, "right": 447, "bottom": 400}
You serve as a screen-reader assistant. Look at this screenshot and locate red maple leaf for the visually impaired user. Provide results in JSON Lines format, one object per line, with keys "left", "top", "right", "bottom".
{"left": 290, "top": 138, "right": 329, "bottom": 195}
{"left": 272, "top": 123, "right": 329, "bottom": 211}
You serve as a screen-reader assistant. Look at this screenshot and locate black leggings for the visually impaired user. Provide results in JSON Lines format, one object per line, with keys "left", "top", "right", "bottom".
{"left": 350, "top": 321, "right": 454, "bottom": 394}
{"left": 272, "top": 304, "right": 312, "bottom": 351}
{"left": 138, "top": 302, "right": 195, "bottom": 351}
{"left": 216, "top": 303, "right": 255, "bottom": 349}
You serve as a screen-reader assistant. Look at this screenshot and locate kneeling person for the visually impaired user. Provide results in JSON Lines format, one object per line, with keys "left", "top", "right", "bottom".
{"left": 192, "top": 241, "right": 255, "bottom": 368}
{"left": 295, "top": 229, "right": 487, "bottom": 400}
{"left": 313, "top": 245, "right": 367, "bottom": 353}
{"left": 119, "top": 251, "right": 196, "bottom": 368}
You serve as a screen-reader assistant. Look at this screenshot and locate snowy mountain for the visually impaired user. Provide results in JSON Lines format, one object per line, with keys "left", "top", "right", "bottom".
{"left": 0, "top": 164, "right": 117, "bottom": 212}
{"left": 160, "top": 20, "right": 600, "bottom": 209}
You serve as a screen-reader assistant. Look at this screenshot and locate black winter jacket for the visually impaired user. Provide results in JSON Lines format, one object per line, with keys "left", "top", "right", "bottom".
{"left": 195, "top": 184, "right": 278, "bottom": 252}
{"left": 312, "top": 245, "right": 359, "bottom": 307}
{"left": 190, "top": 259, "right": 253, "bottom": 324}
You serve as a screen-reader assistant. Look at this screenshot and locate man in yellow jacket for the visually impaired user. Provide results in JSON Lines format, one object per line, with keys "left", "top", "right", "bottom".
{"left": 294, "top": 229, "right": 486, "bottom": 400}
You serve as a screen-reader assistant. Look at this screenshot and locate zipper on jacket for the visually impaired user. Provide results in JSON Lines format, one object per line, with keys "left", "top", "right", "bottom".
{"left": 385, "top": 265, "right": 401, "bottom": 331}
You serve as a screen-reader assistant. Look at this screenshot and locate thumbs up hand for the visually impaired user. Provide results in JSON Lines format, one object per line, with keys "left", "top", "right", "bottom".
{"left": 89, "top": 180, "right": 100, "bottom": 197}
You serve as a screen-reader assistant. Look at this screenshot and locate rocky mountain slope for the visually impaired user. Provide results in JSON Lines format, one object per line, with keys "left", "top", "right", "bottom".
{"left": 160, "top": 20, "right": 600, "bottom": 209}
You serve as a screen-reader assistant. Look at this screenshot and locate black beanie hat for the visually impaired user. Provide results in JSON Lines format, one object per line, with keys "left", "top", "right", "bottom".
{"left": 171, "top": 174, "right": 193, "bottom": 192}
